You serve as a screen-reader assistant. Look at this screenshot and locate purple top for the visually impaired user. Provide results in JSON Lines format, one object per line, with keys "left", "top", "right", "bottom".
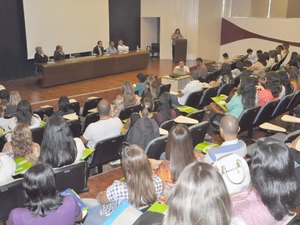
{"left": 9, "top": 195, "right": 80, "bottom": 225}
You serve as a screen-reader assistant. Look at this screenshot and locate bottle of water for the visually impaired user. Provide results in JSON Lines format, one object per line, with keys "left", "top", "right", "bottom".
{"left": 136, "top": 45, "right": 139, "bottom": 51}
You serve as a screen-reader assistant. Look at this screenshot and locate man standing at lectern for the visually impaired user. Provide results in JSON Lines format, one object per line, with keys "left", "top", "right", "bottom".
{"left": 171, "top": 28, "right": 183, "bottom": 60}
{"left": 93, "top": 40, "right": 105, "bottom": 55}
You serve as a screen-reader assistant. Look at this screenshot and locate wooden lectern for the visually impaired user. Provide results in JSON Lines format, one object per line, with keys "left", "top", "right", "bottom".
{"left": 174, "top": 39, "right": 187, "bottom": 63}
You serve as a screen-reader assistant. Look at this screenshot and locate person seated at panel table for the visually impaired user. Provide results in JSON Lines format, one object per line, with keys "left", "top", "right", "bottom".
{"left": 53, "top": 45, "right": 65, "bottom": 61}
{"left": 172, "top": 59, "right": 190, "bottom": 76}
{"left": 34, "top": 46, "right": 48, "bottom": 63}
{"left": 93, "top": 40, "right": 105, "bottom": 56}
{"left": 117, "top": 39, "right": 129, "bottom": 53}
{"left": 106, "top": 41, "right": 118, "bottom": 54}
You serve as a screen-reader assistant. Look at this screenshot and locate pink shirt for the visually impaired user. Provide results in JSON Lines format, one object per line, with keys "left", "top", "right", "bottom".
{"left": 231, "top": 188, "right": 283, "bottom": 225}
{"left": 257, "top": 89, "right": 278, "bottom": 106}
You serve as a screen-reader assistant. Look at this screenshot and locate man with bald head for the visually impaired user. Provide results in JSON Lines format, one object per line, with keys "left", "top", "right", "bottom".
{"left": 82, "top": 99, "right": 122, "bottom": 148}
{"left": 204, "top": 115, "right": 247, "bottom": 163}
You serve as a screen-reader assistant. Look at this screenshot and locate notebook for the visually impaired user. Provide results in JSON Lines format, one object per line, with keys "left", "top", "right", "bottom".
{"left": 211, "top": 95, "right": 228, "bottom": 112}
{"left": 14, "top": 157, "right": 32, "bottom": 175}
{"left": 194, "top": 141, "right": 220, "bottom": 154}
{"left": 60, "top": 188, "right": 89, "bottom": 213}
{"left": 176, "top": 105, "right": 198, "bottom": 114}
{"left": 80, "top": 148, "right": 95, "bottom": 160}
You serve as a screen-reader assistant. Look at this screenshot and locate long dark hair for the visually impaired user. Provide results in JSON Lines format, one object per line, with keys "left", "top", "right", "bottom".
{"left": 16, "top": 100, "right": 34, "bottom": 126}
{"left": 157, "top": 93, "right": 173, "bottom": 123}
{"left": 277, "top": 71, "right": 293, "bottom": 95}
{"left": 238, "top": 76, "right": 257, "bottom": 109}
{"left": 251, "top": 138, "right": 297, "bottom": 221}
{"left": 165, "top": 124, "right": 196, "bottom": 182}
{"left": 39, "top": 115, "right": 77, "bottom": 168}
{"left": 287, "top": 66, "right": 299, "bottom": 83}
{"left": 265, "top": 71, "right": 281, "bottom": 98}
{"left": 23, "top": 163, "right": 62, "bottom": 216}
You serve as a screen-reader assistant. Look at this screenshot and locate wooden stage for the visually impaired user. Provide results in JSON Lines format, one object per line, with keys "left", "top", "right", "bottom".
{"left": 2, "top": 59, "right": 214, "bottom": 111}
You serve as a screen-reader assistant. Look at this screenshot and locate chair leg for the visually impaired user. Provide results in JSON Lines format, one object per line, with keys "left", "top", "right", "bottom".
{"left": 97, "top": 165, "right": 103, "bottom": 174}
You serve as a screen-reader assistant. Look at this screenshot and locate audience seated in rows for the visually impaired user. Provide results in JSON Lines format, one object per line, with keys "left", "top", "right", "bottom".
{"left": 3, "top": 123, "right": 40, "bottom": 163}
{"left": 154, "top": 124, "right": 196, "bottom": 203}
{"left": 170, "top": 71, "right": 202, "bottom": 107}
{"left": 154, "top": 93, "right": 178, "bottom": 126}
{"left": 162, "top": 162, "right": 243, "bottom": 225}
{"left": 256, "top": 71, "right": 281, "bottom": 106}
{"left": 82, "top": 99, "right": 122, "bottom": 149}
{"left": 0, "top": 152, "right": 15, "bottom": 185}
{"left": 112, "top": 81, "right": 141, "bottom": 117}
{"left": 126, "top": 97, "right": 159, "bottom": 149}
{"left": 232, "top": 138, "right": 298, "bottom": 225}
{"left": 207, "top": 76, "right": 257, "bottom": 134}
{"left": 204, "top": 115, "right": 247, "bottom": 163}
{"left": 53, "top": 96, "right": 74, "bottom": 117}
{"left": 142, "top": 75, "right": 160, "bottom": 99}
{"left": 83, "top": 145, "right": 163, "bottom": 225}
{"left": 134, "top": 73, "right": 146, "bottom": 96}
{"left": 39, "top": 115, "right": 84, "bottom": 168}
{"left": 8, "top": 163, "right": 81, "bottom": 225}
{"left": 4, "top": 90, "right": 21, "bottom": 118}
{"left": 210, "top": 63, "right": 233, "bottom": 88}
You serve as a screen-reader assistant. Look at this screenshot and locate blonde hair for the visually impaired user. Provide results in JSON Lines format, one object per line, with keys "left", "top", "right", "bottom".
{"left": 121, "top": 145, "right": 157, "bottom": 207}
{"left": 121, "top": 81, "right": 136, "bottom": 107}
{"left": 11, "top": 123, "right": 34, "bottom": 158}
{"left": 8, "top": 90, "right": 21, "bottom": 106}
{"left": 163, "top": 162, "right": 231, "bottom": 225}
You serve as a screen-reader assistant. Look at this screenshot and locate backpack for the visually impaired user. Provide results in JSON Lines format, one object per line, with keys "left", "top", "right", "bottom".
{"left": 127, "top": 118, "right": 159, "bottom": 150}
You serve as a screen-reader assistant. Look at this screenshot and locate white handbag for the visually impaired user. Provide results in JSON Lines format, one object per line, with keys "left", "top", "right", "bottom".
{"left": 213, "top": 153, "right": 251, "bottom": 194}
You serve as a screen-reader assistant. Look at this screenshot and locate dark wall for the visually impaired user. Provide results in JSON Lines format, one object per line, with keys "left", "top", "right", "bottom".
{"left": 109, "top": 0, "right": 141, "bottom": 51}
{"left": 0, "top": 0, "right": 34, "bottom": 81}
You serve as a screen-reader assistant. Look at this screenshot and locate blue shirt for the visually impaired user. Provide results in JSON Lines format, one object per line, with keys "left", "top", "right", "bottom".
{"left": 134, "top": 82, "right": 145, "bottom": 96}
{"left": 204, "top": 139, "right": 247, "bottom": 163}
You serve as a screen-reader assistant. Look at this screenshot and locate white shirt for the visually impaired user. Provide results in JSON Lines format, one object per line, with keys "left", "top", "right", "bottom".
{"left": 247, "top": 53, "right": 257, "bottom": 64}
{"left": 178, "top": 80, "right": 202, "bottom": 105}
{"left": 0, "top": 153, "right": 15, "bottom": 185}
{"left": 173, "top": 65, "right": 190, "bottom": 75}
{"left": 117, "top": 45, "right": 129, "bottom": 53}
{"left": 83, "top": 117, "right": 123, "bottom": 148}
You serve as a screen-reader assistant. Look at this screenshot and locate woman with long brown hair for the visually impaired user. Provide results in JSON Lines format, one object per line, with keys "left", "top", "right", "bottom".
{"left": 83, "top": 144, "right": 163, "bottom": 225}
{"left": 111, "top": 81, "right": 141, "bottom": 117}
{"left": 155, "top": 124, "right": 196, "bottom": 202}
